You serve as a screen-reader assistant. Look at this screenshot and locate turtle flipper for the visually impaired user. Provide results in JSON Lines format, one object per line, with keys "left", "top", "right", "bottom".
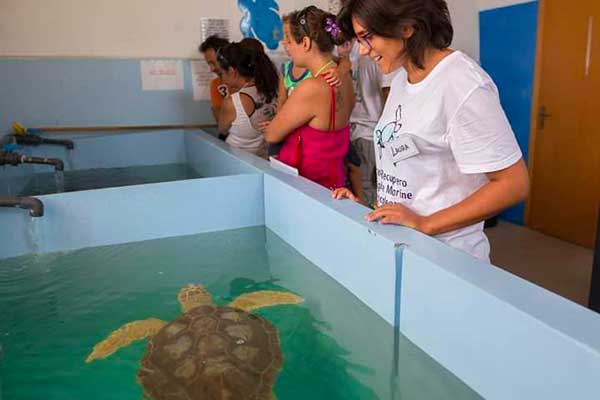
{"left": 177, "top": 284, "right": 213, "bottom": 313}
{"left": 85, "top": 318, "right": 166, "bottom": 363}
{"left": 228, "top": 290, "right": 304, "bottom": 312}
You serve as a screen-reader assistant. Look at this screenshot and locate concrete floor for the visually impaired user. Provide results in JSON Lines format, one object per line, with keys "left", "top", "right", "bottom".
{"left": 486, "top": 221, "right": 594, "bottom": 306}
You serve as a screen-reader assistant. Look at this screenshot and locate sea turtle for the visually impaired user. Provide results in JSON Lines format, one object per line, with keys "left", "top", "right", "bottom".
{"left": 86, "top": 284, "right": 304, "bottom": 399}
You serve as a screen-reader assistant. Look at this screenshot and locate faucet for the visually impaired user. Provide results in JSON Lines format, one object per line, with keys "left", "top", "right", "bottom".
{"left": 10, "top": 134, "right": 74, "bottom": 150}
{"left": 0, "top": 196, "right": 44, "bottom": 217}
{"left": 9, "top": 122, "right": 74, "bottom": 150}
{"left": 0, "top": 150, "right": 64, "bottom": 171}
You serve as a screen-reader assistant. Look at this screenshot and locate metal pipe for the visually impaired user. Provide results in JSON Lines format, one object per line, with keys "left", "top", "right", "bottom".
{"left": 0, "top": 151, "right": 64, "bottom": 171}
{"left": 21, "top": 155, "right": 64, "bottom": 171}
{"left": 11, "top": 134, "right": 74, "bottom": 150}
{"left": 0, "top": 196, "right": 44, "bottom": 217}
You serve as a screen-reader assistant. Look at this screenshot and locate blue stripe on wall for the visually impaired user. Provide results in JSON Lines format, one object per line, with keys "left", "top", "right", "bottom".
{"left": 0, "top": 59, "right": 213, "bottom": 133}
{"left": 480, "top": 1, "right": 538, "bottom": 225}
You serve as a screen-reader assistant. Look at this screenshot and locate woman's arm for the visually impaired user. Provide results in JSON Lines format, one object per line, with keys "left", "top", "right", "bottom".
{"left": 264, "top": 80, "right": 318, "bottom": 144}
{"left": 276, "top": 74, "right": 288, "bottom": 111}
{"left": 366, "top": 159, "right": 530, "bottom": 234}
{"left": 218, "top": 96, "right": 236, "bottom": 136}
{"left": 422, "top": 159, "right": 529, "bottom": 234}
{"left": 347, "top": 163, "right": 366, "bottom": 204}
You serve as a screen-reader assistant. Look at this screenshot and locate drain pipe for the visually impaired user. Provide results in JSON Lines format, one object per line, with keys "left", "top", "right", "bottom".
{"left": 0, "top": 150, "right": 64, "bottom": 171}
{"left": 10, "top": 134, "right": 74, "bottom": 150}
{"left": 0, "top": 196, "right": 44, "bottom": 217}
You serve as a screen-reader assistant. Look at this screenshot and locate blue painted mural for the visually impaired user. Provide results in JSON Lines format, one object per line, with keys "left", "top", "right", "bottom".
{"left": 238, "top": 0, "right": 283, "bottom": 50}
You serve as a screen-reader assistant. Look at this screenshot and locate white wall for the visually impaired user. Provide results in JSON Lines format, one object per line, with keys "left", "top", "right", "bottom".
{"left": 0, "top": 0, "right": 536, "bottom": 61}
{"left": 478, "top": 0, "right": 535, "bottom": 11}
{"left": 447, "top": 0, "right": 480, "bottom": 61}
{"left": 1, "top": 0, "right": 482, "bottom": 60}
{"left": 0, "top": 0, "right": 327, "bottom": 58}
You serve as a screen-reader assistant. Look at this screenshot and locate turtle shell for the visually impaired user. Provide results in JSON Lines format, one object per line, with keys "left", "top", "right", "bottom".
{"left": 137, "top": 305, "right": 282, "bottom": 400}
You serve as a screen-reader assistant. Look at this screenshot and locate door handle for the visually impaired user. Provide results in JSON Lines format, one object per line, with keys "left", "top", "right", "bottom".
{"left": 539, "top": 106, "right": 551, "bottom": 130}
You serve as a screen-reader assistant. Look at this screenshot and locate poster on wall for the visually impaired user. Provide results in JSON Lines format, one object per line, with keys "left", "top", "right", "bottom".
{"left": 200, "top": 18, "right": 230, "bottom": 42}
{"left": 140, "top": 60, "right": 184, "bottom": 91}
{"left": 190, "top": 60, "right": 213, "bottom": 101}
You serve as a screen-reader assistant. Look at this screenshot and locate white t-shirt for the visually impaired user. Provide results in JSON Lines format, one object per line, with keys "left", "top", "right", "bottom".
{"left": 374, "top": 51, "right": 522, "bottom": 261}
{"left": 349, "top": 42, "right": 396, "bottom": 141}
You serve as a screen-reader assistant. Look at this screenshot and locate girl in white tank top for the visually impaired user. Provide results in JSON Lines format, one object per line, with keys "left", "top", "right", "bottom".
{"left": 216, "top": 42, "right": 279, "bottom": 158}
{"left": 226, "top": 85, "right": 277, "bottom": 157}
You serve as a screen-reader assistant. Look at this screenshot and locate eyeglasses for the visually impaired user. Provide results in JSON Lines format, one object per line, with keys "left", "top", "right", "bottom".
{"left": 297, "top": 5, "right": 317, "bottom": 38}
{"left": 356, "top": 32, "right": 373, "bottom": 52}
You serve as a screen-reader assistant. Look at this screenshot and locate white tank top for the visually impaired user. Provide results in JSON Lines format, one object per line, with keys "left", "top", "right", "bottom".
{"left": 225, "top": 86, "right": 277, "bottom": 156}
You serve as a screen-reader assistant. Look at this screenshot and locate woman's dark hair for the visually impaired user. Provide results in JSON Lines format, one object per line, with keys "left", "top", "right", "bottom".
{"left": 288, "top": 6, "right": 349, "bottom": 53}
{"left": 199, "top": 35, "right": 229, "bottom": 53}
{"left": 217, "top": 42, "right": 279, "bottom": 104}
{"left": 337, "top": 0, "right": 453, "bottom": 68}
{"left": 239, "top": 37, "right": 265, "bottom": 53}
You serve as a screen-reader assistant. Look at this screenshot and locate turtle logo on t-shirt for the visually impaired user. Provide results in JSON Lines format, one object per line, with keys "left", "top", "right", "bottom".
{"left": 375, "top": 105, "right": 403, "bottom": 159}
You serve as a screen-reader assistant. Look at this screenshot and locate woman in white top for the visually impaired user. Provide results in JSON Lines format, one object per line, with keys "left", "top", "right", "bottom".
{"left": 217, "top": 42, "right": 279, "bottom": 158}
{"left": 333, "top": 0, "right": 530, "bottom": 261}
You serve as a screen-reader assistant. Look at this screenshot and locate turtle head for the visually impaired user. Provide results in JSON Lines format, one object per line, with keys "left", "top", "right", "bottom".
{"left": 177, "top": 284, "right": 214, "bottom": 313}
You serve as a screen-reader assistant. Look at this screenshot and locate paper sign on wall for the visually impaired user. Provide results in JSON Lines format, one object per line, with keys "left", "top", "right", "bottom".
{"left": 191, "top": 60, "right": 213, "bottom": 101}
{"left": 200, "top": 18, "right": 230, "bottom": 42}
{"left": 140, "top": 60, "right": 184, "bottom": 91}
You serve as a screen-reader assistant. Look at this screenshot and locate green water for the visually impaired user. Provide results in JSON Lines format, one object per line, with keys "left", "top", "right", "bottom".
{"left": 0, "top": 227, "right": 482, "bottom": 400}
{"left": 18, "top": 163, "right": 201, "bottom": 196}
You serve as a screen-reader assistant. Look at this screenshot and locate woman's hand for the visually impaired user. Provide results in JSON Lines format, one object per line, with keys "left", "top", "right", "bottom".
{"left": 365, "top": 203, "right": 431, "bottom": 234}
{"left": 321, "top": 69, "right": 342, "bottom": 87}
{"left": 258, "top": 120, "right": 271, "bottom": 133}
{"left": 331, "top": 187, "right": 365, "bottom": 205}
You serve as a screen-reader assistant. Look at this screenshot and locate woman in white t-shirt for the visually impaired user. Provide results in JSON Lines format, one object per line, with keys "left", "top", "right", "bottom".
{"left": 217, "top": 42, "right": 279, "bottom": 158}
{"left": 332, "top": 0, "right": 529, "bottom": 261}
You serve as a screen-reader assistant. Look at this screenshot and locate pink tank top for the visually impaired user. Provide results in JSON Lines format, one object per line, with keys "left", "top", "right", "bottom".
{"left": 277, "top": 84, "right": 350, "bottom": 189}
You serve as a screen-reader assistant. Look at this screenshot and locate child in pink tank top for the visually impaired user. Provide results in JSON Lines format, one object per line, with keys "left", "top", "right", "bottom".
{"left": 277, "top": 85, "right": 350, "bottom": 189}
{"left": 262, "top": 6, "right": 355, "bottom": 190}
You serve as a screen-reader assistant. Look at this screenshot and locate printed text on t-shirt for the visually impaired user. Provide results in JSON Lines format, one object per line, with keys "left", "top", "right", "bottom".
{"left": 376, "top": 168, "right": 413, "bottom": 204}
